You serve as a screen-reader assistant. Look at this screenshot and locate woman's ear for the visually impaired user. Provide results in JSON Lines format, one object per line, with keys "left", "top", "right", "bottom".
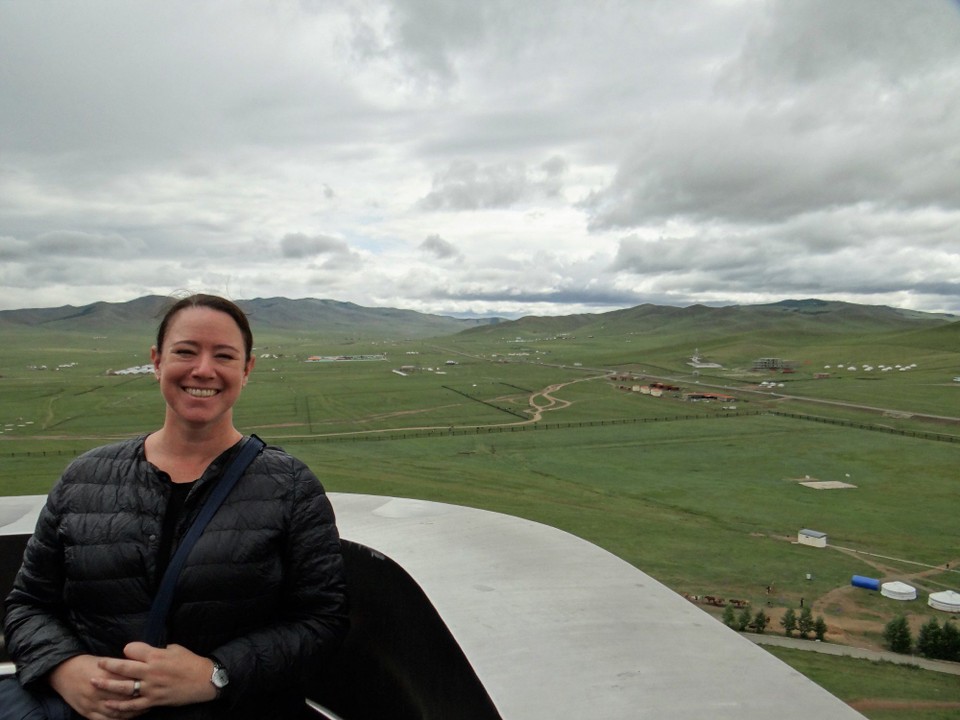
{"left": 150, "top": 346, "right": 161, "bottom": 379}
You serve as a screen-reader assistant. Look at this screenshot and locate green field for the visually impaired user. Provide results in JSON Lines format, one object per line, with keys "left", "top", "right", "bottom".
{"left": 2, "top": 317, "right": 959, "bottom": 717}
{"left": 764, "top": 648, "right": 960, "bottom": 719}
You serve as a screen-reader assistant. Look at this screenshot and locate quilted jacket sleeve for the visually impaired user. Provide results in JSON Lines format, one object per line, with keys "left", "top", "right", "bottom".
{"left": 4, "top": 481, "right": 88, "bottom": 687}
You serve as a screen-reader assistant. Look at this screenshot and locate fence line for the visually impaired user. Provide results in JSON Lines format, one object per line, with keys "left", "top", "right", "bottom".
{"left": 0, "top": 448, "right": 87, "bottom": 459}
{"left": 278, "top": 410, "right": 766, "bottom": 445}
{"left": 258, "top": 409, "right": 960, "bottom": 445}
{"left": 440, "top": 385, "right": 528, "bottom": 419}
{"left": 767, "top": 410, "right": 960, "bottom": 444}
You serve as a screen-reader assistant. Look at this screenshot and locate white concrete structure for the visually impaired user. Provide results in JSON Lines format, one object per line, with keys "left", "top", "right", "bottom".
{"left": 0, "top": 495, "right": 46, "bottom": 534}
{"left": 798, "top": 528, "right": 828, "bottom": 548}
{"left": 1, "top": 494, "right": 866, "bottom": 719}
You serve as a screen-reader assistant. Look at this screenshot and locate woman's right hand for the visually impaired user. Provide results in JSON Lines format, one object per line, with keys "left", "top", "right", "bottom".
{"left": 49, "top": 654, "right": 147, "bottom": 720}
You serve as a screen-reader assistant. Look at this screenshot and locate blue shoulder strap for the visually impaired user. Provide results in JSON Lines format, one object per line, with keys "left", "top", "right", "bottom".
{"left": 142, "top": 434, "right": 266, "bottom": 647}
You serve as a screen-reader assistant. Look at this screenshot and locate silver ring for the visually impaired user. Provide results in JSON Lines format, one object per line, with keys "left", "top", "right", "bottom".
{"left": 131, "top": 680, "right": 141, "bottom": 698}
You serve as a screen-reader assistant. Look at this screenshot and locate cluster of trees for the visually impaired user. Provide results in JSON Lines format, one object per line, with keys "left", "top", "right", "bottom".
{"left": 780, "top": 606, "right": 828, "bottom": 641}
{"left": 884, "top": 616, "right": 960, "bottom": 660}
{"left": 722, "top": 605, "right": 770, "bottom": 633}
{"left": 722, "top": 604, "right": 827, "bottom": 641}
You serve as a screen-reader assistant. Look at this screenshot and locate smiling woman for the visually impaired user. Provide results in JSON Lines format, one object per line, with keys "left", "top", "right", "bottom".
{"left": 2, "top": 294, "right": 349, "bottom": 720}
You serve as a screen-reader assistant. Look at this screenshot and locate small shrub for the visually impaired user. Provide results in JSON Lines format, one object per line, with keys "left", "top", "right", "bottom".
{"left": 917, "top": 617, "right": 960, "bottom": 661}
{"left": 722, "top": 605, "right": 736, "bottom": 628}
{"left": 941, "top": 620, "right": 960, "bottom": 662}
{"left": 883, "top": 616, "right": 912, "bottom": 654}
{"left": 917, "top": 618, "right": 942, "bottom": 658}
{"left": 781, "top": 608, "right": 797, "bottom": 638}
{"left": 752, "top": 610, "right": 770, "bottom": 635}
{"left": 813, "top": 616, "right": 827, "bottom": 642}
{"left": 797, "top": 606, "right": 814, "bottom": 639}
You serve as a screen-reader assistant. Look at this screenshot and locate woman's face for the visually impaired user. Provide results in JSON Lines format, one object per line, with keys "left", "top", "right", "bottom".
{"left": 151, "top": 306, "right": 254, "bottom": 430}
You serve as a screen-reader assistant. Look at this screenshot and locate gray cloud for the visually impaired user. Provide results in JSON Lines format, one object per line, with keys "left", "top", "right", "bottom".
{"left": 0, "top": 236, "right": 28, "bottom": 261}
{"left": 607, "top": 204, "right": 960, "bottom": 309}
{"left": 426, "top": 285, "right": 647, "bottom": 309}
{"left": 375, "top": 0, "right": 490, "bottom": 84}
{"left": 584, "top": 0, "right": 960, "bottom": 229}
{"left": 0, "top": 232, "right": 146, "bottom": 261}
{"left": 725, "top": 0, "right": 959, "bottom": 93}
{"left": 34, "top": 231, "right": 145, "bottom": 258}
{"left": 418, "top": 158, "right": 565, "bottom": 211}
{"left": 419, "top": 234, "right": 461, "bottom": 260}
{"left": 280, "top": 233, "right": 352, "bottom": 259}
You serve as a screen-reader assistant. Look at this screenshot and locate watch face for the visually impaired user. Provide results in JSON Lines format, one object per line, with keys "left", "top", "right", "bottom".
{"left": 212, "top": 665, "right": 229, "bottom": 688}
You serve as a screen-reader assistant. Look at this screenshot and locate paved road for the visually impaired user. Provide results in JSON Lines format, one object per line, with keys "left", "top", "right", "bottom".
{"left": 744, "top": 633, "right": 960, "bottom": 676}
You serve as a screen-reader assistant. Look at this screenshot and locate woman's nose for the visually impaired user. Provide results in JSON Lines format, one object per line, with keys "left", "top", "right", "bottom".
{"left": 191, "top": 352, "right": 216, "bottom": 376}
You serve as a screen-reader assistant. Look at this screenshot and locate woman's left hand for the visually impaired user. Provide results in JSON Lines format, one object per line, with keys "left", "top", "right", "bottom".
{"left": 94, "top": 641, "right": 219, "bottom": 713}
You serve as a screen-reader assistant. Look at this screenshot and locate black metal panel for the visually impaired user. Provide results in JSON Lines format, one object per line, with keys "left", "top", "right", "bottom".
{"left": 0, "top": 534, "right": 30, "bottom": 661}
{"left": 309, "top": 540, "right": 502, "bottom": 720}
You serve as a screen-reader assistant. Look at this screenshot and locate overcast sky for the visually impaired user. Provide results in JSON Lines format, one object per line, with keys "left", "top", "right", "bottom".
{"left": 2, "top": 1, "right": 959, "bottom": 318}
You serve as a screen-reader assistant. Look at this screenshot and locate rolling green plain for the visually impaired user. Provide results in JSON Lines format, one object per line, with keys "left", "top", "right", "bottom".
{"left": 2, "top": 303, "right": 959, "bottom": 716}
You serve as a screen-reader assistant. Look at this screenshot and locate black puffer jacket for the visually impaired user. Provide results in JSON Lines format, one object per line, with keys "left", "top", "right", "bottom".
{"left": 4, "top": 436, "right": 349, "bottom": 719}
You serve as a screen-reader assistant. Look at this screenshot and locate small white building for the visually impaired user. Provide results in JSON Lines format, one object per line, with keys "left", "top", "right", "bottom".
{"left": 797, "top": 529, "right": 827, "bottom": 548}
{"left": 881, "top": 581, "right": 917, "bottom": 601}
{"left": 929, "top": 590, "right": 960, "bottom": 613}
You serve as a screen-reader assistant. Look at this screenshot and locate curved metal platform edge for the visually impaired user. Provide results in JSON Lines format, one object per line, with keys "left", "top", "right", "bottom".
{"left": 327, "top": 493, "right": 865, "bottom": 719}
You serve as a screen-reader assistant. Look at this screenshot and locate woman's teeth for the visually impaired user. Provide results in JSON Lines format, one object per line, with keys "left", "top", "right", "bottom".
{"left": 185, "top": 388, "right": 218, "bottom": 397}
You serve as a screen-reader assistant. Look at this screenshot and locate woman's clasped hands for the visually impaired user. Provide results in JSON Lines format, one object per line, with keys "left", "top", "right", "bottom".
{"left": 50, "top": 642, "right": 218, "bottom": 720}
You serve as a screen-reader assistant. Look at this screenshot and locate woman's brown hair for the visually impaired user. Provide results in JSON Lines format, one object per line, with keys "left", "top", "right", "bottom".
{"left": 156, "top": 294, "right": 253, "bottom": 362}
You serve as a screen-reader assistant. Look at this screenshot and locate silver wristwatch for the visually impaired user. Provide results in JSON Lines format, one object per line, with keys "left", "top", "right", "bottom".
{"left": 210, "top": 659, "right": 229, "bottom": 698}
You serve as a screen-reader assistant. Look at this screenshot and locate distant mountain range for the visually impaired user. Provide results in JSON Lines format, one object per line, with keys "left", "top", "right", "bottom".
{"left": 460, "top": 298, "right": 958, "bottom": 344}
{"left": 0, "top": 296, "right": 505, "bottom": 339}
{"left": 0, "top": 295, "right": 955, "bottom": 341}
